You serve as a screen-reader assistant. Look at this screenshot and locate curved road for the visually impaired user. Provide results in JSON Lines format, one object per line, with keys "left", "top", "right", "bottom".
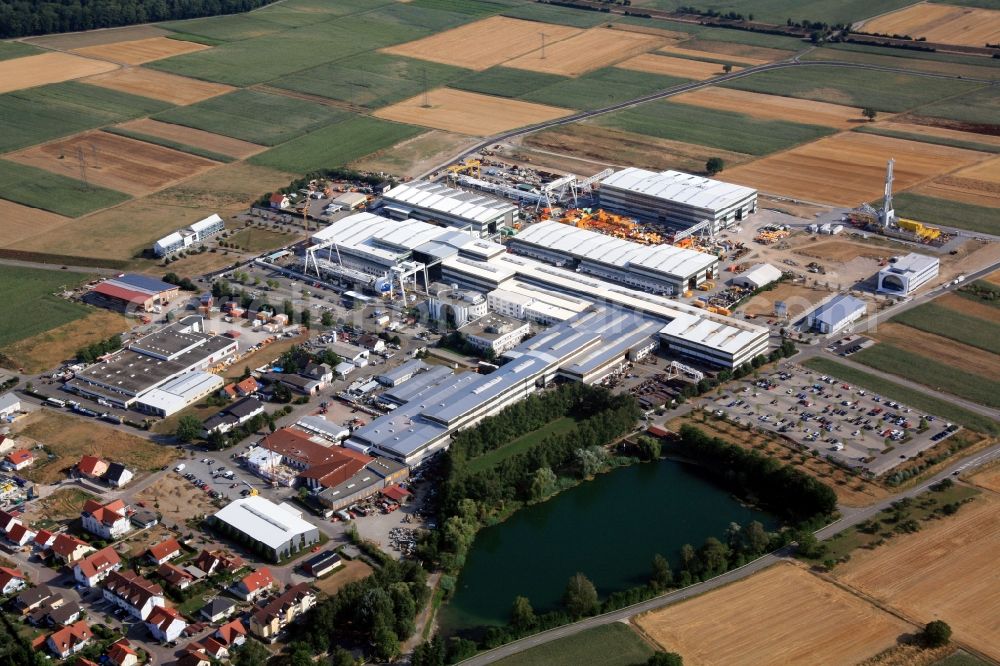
{"left": 457, "top": 443, "right": 1000, "bottom": 665}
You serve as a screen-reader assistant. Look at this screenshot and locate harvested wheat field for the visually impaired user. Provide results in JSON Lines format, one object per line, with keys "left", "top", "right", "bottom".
{"left": 860, "top": 4, "right": 1000, "bottom": 48}
{"left": 795, "top": 240, "right": 892, "bottom": 262}
{"left": 117, "top": 118, "right": 265, "bottom": 158}
{"left": 658, "top": 45, "right": 770, "bottom": 66}
{"left": 85, "top": 67, "right": 234, "bottom": 105}
{"left": 506, "top": 28, "right": 664, "bottom": 77}
{"left": 636, "top": 562, "right": 911, "bottom": 666}
{"left": 873, "top": 120, "right": 1000, "bottom": 148}
{"left": 0, "top": 200, "right": 69, "bottom": 247}
{"left": 915, "top": 155, "right": 1000, "bottom": 208}
{"left": 724, "top": 133, "right": 987, "bottom": 206}
{"left": 836, "top": 493, "right": 1000, "bottom": 659}
{"left": 8, "top": 131, "right": 219, "bottom": 196}
{"left": 935, "top": 292, "right": 1000, "bottom": 325}
{"left": 73, "top": 36, "right": 210, "bottom": 64}
{"left": 671, "top": 87, "right": 861, "bottom": 128}
{"left": 968, "top": 464, "right": 1000, "bottom": 492}
{"left": 872, "top": 323, "right": 1000, "bottom": 378}
{"left": 0, "top": 308, "right": 132, "bottom": 374}
{"left": 374, "top": 88, "right": 571, "bottom": 135}
{"left": 616, "top": 53, "right": 733, "bottom": 79}
{"left": 382, "top": 16, "right": 580, "bottom": 71}
{"left": 742, "top": 282, "right": 833, "bottom": 317}
{"left": 608, "top": 23, "right": 690, "bottom": 43}
{"left": 0, "top": 52, "right": 118, "bottom": 94}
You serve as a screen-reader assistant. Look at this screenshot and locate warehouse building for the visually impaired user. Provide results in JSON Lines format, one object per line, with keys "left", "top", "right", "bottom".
{"left": 877, "top": 253, "right": 939, "bottom": 296}
{"left": 427, "top": 282, "right": 488, "bottom": 327}
{"left": 806, "top": 295, "right": 868, "bottom": 335}
{"left": 153, "top": 214, "right": 225, "bottom": 257}
{"left": 211, "top": 496, "right": 319, "bottom": 562}
{"left": 730, "top": 263, "right": 782, "bottom": 290}
{"left": 87, "top": 274, "right": 180, "bottom": 313}
{"left": 599, "top": 168, "right": 757, "bottom": 234}
{"left": 376, "top": 359, "right": 429, "bottom": 388}
{"left": 380, "top": 180, "right": 518, "bottom": 237}
{"left": 137, "top": 372, "right": 224, "bottom": 418}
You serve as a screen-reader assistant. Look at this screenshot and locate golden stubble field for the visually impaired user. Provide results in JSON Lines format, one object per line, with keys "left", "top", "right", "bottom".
{"left": 616, "top": 52, "right": 735, "bottom": 79}
{"left": 71, "top": 36, "right": 211, "bottom": 64}
{"left": 915, "top": 155, "right": 1000, "bottom": 208}
{"left": 723, "top": 132, "right": 989, "bottom": 206}
{"left": 860, "top": 4, "right": 1000, "bottom": 48}
{"left": 0, "top": 52, "right": 118, "bottom": 93}
{"left": 117, "top": 118, "right": 266, "bottom": 158}
{"left": 0, "top": 200, "right": 69, "bottom": 247}
{"left": 635, "top": 562, "right": 912, "bottom": 666}
{"left": 670, "top": 87, "right": 863, "bottom": 128}
{"left": 505, "top": 28, "right": 665, "bottom": 77}
{"left": 835, "top": 493, "right": 1000, "bottom": 660}
{"left": 84, "top": 67, "right": 235, "bottom": 105}
{"left": 374, "top": 87, "right": 572, "bottom": 136}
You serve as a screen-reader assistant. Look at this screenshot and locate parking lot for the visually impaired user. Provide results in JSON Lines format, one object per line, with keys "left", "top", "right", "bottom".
{"left": 704, "top": 363, "right": 959, "bottom": 476}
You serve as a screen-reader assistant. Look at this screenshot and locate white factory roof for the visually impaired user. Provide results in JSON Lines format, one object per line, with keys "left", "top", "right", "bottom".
{"left": 383, "top": 180, "right": 517, "bottom": 224}
{"left": 0, "top": 393, "right": 20, "bottom": 412}
{"left": 154, "top": 231, "right": 184, "bottom": 248}
{"left": 513, "top": 221, "right": 716, "bottom": 280}
{"left": 739, "top": 263, "right": 782, "bottom": 289}
{"left": 884, "top": 252, "right": 939, "bottom": 274}
{"left": 659, "top": 313, "right": 762, "bottom": 354}
{"left": 811, "top": 295, "right": 867, "bottom": 327}
{"left": 190, "top": 213, "right": 223, "bottom": 234}
{"left": 213, "top": 496, "right": 316, "bottom": 550}
{"left": 601, "top": 167, "right": 757, "bottom": 211}
{"left": 135, "top": 371, "right": 223, "bottom": 416}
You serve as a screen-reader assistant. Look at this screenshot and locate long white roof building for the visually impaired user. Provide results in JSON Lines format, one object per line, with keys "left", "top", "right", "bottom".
{"left": 381, "top": 180, "right": 519, "bottom": 237}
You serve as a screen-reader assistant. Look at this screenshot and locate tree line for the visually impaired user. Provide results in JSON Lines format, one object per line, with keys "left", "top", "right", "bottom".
{"left": 76, "top": 334, "right": 123, "bottom": 363}
{"left": 0, "top": 0, "right": 275, "bottom": 38}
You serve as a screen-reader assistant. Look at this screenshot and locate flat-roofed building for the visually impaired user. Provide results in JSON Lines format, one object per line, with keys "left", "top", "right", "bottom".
{"left": 427, "top": 282, "right": 488, "bottom": 327}
{"left": 877, "top": 253, "right": 939, "bottom": 296}
{"left": 153, "top": 214, "right": 225, "bottom": 257}
{"left": 381, "top": 179, "right": 518, "bottom": 237}
{"left": 458, "top": 314, "right": 531, "bottom": 356}
{"left": 806, "top": 295, "right": 867, "bottom": 335}
{"left": 211, "top": 497, "right": 319, "bottom": 562}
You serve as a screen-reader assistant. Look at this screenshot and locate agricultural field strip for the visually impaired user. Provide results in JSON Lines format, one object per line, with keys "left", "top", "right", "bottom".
{"left": 889, "top": 303, "right": 1000, "bottom": 355}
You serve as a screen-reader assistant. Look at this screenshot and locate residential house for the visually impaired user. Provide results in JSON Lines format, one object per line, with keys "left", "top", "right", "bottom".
{"left": 214, "top": 619, "right": 247, "bottom": 648}
{"left": 178, "top": 647, "right": 212, "bottom": 666}
{"left": 147, "top": 538, "right": 182, "bottom": 566}
{"left": 190, "top": 637, "right": 229, "bottom": 660}
{"left": 192, "top": 549, "right": 246, "bottom": 577}
{"left": 15, "top": 584, "right": 59, "bottom": 614}
{"left": 5, "top": 521, "right": 35, "bottom": 547}
{"left": 263, "top": 372, "right": 320, "bottom": 396}
{"left": 46, "top": 601, "right": 82, "bottom": 627}
{"left": 102, "top": 570, "right": 165, "bottom": 620}
{"left": 0, "top": 566, "right": 26, "bottom": 595}
{"left": 229, "top": 567, "right": 275, "bottom": 602}
{"left": 130, "top": 508, "right": 159, "bottom": 529}
{"left": 357, "top": 334, "right": 385, "bottom": 353}
{"left": 76, "top": 455, "right": 109, "bottom": 480}
{"left": 201, "top": 397, "right": 265, "bottom": 436}
{"left": 106, "top": 638, "right": 140, "bottom": 666}
{"left": 220, "top": 376, "right": 260, "bottom": 399}
{"left": 104, "top": 463, "right": 134, "bottom": 488}
{"left": 301, "top": 551, "right": 342, "bottom": 578}
{"left": 73, "top": 546, "right": 122, "bottom": 587}
{"left": 81, "top": 498, "right": 131, "bottom": 540}
{"left": 249, "top": 583, "right": 316, "bottom": 642}
{"left": 2, "top": 449, "right": 33, "bottom": 471}
{"left": 45, "top": 620, "right": 91, "bottom": 659}
{"left": 199, "top": 597, "right": 238, "bottom": 623}
{"left": 33, "top": 529, "right": 55, "bottom": 550}
{"left": 78, "top": 658, "right": 100, "bottom": 666}
{"left": 145, "top": 605, "right": 187, "bottom": 643}
{"left": 304, "top": 362, "right": 333, "bottom": 384}
{"left": 0, "top": 509, "right": 17, "bottom": 532}
{"left": 50, "top": 533, "right": 94, "bottom": 564}
{"left": 268, "top": 193, "right": 291, "bottom": 210}
{"left": 158, "top": 563, "right": 195, "bottom": 591}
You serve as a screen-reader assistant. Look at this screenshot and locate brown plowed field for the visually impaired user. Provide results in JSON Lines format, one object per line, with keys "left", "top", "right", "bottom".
{"left": 724, "top": 132, "right": 987, "bottom": 206}
{"left": 794, "top": 240, "right": 893, "bottom": 262}
{"left": 670, "top": 87, "right": 862, "bottom": 128}
{"left": 860, "top": 4, "right": 1000, "bottom": 48}
{"left": 0, "top": 52, "right": 118, "bottom": 93}
{"left": 117, "top": 118, "right": 265, "bottom": 158}
{"left": 836, "top": 493, "right": 1000, "bottom": 660}
{"left": 635, "top": 562, "right": 911, "bottom": 666}
{"left": 616, "top": 53, "right": 733, "bottom": 79}
{"left": 915, "top": 155, "right": 1000, "bottom": 207}
{"left": 72, "top": 36, "right": 211, "bottom": 64}
{"left": 665, "top": 39, "right": 792, "bottom": 62}
{"left": 0, "top": 200, "right": 68, "bottom": 247}
{"left": 657, "top": 44, "right": 769, "bottom": 66}
{"left": 85, "top": 67, "right": 234, "bottom": 105}
{"left": 937, "top": 292, "right": 1000, "bottom": 324}
{"left": 870, "top": 322, "right": 1000, "bottom": 379}
{"left": 8, "top": 131, "right": 218, "bottom": 196}
{"left": 381, "top": 16, "right": 580, "bottom": 71}
{"left": 741, "top": 282, "right": 832, "bottom": 317}
{"left": 968, "top": 464, "right": 1000, "bottom": 492}
{"left": 505, "top": 28, "right": 665, "bottom": 77}
{"left": 373, "top": 88, "right": 571, "bottom": 136}
{"left": 872, "top": 121, "right": 1000, "bottom": 148}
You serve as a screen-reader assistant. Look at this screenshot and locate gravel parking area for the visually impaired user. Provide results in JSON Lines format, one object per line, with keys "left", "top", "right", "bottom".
{"left": 704, "top": 363, "right": 959, "bottom": 476}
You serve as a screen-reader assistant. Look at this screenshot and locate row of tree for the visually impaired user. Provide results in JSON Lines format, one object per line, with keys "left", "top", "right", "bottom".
{"left": 76, "top": 334, "right": 123, "bottom": 363}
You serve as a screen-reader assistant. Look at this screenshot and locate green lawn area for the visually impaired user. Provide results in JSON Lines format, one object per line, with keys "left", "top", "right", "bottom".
{"left": 891, "top": 303, "right": 1000, "bottom": 355}
{"left": 408, "top": 0, "right": 513, "bottom": 15}
{"left": 891, "top": 193, "right": 1000, "bottom": 237}
{"left": 225, "top": 227, "right": 296, "bottom": 253}
{"left": 0, "top": 41, "right": 42, "bottom": 61}
{"left": 0, "top": 159, "right": 130, "bottom": 218}
{"left": 466, "top": 416, "right": 579, "bottom": 474}
{"left": 933, "top": 651, "right": 994, "bottom": 666}
{"left": 720, "top": 67, "right": 982, "bottom": 112}
{"left": 101, "top": 127, "right": 235, "bottom": 163}
{"left": 854, "top": 124, "right": 1000, "bottom": 154}
{"left": 630, "top": 0, "right": 920, "bottom": 25}
{"left": 175, "top": 591, "right": 209, "bottom": 619}
{"left": 0, "top": 265, "right": 92, "bottom": 349}
{"left": 914, "top": 86, "right": 1000, "bottom": 126}
{"left": 153, "top": 90, "right": 350, "bottom": 146}
{"left": 451, "top": 67, "right": 569, "bottom": 99}
{"left": 492, "top": 623, "right": 656, "bottom": 666}
{"left": 159, "top": 14, "right": 289, "bottom": 41}
{"left": 801, "top": 358, "right": 1000, "bottom": 435}
{"left": 273, "top": 54, "right": 470, "bottom": 109}
{"left": 0, "top": 81, "right": 172, "bottom": 153}
{"left": 595, "top": 99, "right": 834, "bottom": 155}
{"left": 250, "top": 116, "right": 425, "bottom": 173}
{"left": 521, "top": 67, "right": 691, "bottom": 111}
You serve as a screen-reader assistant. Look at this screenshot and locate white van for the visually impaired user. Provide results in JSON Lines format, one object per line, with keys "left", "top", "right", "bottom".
{"left": 174, "top": 464, "right": 186, "bottom": 472}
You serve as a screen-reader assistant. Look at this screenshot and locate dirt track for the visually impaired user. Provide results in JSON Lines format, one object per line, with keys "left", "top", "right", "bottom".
{"left": 85, "top": 68, "right": 235, "bottom": 105}
{"left": 0, "top": 52, "right": 117, "bottom": 93}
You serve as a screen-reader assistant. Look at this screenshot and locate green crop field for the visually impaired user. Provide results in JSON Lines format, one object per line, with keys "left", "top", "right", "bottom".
{"left": 521, "top": 67, "right": 689, "bottom": 110}
{"left": 854, "top": 125, "right": 1000, "bottom": 154}
{"left": 273, "top": 54, "right": 470, "bottom": 109}
{"left": 367, "top": 2, "right": 485, "bottom": 30}
{"left": 159, "top": 14, "right": 289, "bottom": 41}
{"left": 805, "top": 46, "right": 1000, "bottom": 82}
{"left": 891, "top": 303, "right": 1000, "bottom": 355}
{"left": 596, "top": 99, "right": 834, "bottom": 154}
{"left": 408, "top": 0, "right": 512, "bottom": 15}
{"left": 451, "top": 67, "right": 568, "bottom": 99}
{"left": 721, "top": 67, "right": 982, "bottom": 112}
{"left": 629, "top": 0, "right": 920, "bottom": 25}
{"left": 891, "top": 193, "right": 999, "bottom": 236}
{"left": 101, "top": 127, "right": 235, "bottom": 163}
{"left": 852, "top": 344, "right": 1000, "bottom": 410}
{"left": 0, "top": 41, "right": 42, "bottom": 61}
{"left": 916, "top": 86, "right": 1000, "bottom": 126}
{"left": 502, "top": 2, "right": 621, "bottom": 27}
{"left": 0, "top": 160, "right": 130, "bottom": 218}
{"left": 250, "top": 116, "right": 424, "bottom": 173}
{"left": 933, "top": 651, "right": 994, "bottom": 666}
{"left": 466, "top": 416, "right": 578, "bottom": 474}
{"left": 802, "top": 358, "right": 999, "bottom": 435}
{"left": 153, "top": 90, "right": 350, "bottom": 146}
{"left": 0, "top": 266, "right": 92, "bottom": 349}
{"left": 493, "top": 624, "right": 655, "bottom": 666}
{"left": 0, "top": 81, "right": 172, "bottom": 153}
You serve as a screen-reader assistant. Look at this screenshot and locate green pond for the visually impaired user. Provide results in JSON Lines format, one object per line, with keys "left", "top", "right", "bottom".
{"left": 441, "top": 459, "right": 776, "bottom": 632}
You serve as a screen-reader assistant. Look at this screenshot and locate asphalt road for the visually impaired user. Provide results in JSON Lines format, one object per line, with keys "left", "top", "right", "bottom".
{"left": 457, "top": 441, "right": 1000, "bottom": 665}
